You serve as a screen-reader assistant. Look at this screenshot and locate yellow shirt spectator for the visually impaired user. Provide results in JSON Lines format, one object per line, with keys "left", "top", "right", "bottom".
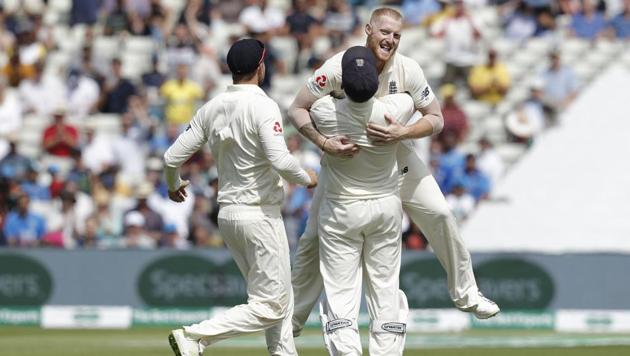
{"left": 161, "top": 75, "right": 204, "bottom": 125}
{"left": 468, "top": 49, "right": 511, "bottom": 105}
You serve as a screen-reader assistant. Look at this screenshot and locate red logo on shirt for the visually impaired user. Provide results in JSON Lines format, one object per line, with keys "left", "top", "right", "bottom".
{"left": 273, "top": 121, "right": 283, "bottom": 134}
{"left": 315, "top": 75, "right": 327, "bottom": 88}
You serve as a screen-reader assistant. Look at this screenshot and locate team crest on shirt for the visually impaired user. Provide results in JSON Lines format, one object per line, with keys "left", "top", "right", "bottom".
{"left": 315, "top": 75, "right": 327, "bottom": 88}
{"left": 273, "top": 121, "right": 283, "bottom": 135}
{"left": 389, "top": 81, "right": 398, "bottom": 94}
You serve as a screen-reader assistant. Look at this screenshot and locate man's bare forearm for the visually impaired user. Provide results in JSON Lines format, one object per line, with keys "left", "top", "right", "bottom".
{"left": 298, "top": 122, "right": 326, "bottom": 149}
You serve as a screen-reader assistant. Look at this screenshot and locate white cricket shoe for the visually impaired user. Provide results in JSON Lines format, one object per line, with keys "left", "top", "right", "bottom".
{"left": 461, "top": 293, "right": 500, "bottom": 319}
{"left": 168, "top": 329, "right": 201, "bottom": 356}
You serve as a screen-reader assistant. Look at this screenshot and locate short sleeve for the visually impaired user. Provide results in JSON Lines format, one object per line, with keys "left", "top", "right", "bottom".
{"left": 404, "top": 59, "right": 435, "bottom": 109}
{"left": 309, "top": 96, "right": 337, "bottom": 137}
{"left": 306, "top": 53, "right": 342, "bottom": 99}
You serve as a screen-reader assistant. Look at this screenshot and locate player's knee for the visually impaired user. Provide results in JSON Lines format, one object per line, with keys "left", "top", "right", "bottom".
{"left": 265, "top": 291, "right": 291, "bottom": 321}
{"left": 432, "top": 205, "right": 456, "bottom": 224}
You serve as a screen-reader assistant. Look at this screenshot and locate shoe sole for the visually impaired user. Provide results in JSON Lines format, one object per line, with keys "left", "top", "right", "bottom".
{"left": 168, "top": 332, "right": 182, "bottom": 356}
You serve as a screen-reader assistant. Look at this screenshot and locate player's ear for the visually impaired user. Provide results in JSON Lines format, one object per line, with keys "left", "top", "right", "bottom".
{"left": 365, "top": 23, "right": 372, "bottom": 36}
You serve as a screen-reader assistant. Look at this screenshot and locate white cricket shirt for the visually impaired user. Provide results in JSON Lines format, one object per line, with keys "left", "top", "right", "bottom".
{"left": 310, "top": 93, "right": 415, "bottom": 200}
{"left": 306, "top": 51, "right": 435, "bottom": 110}
{"left": 164, "top": 84, "right": 311, "bottom": 206}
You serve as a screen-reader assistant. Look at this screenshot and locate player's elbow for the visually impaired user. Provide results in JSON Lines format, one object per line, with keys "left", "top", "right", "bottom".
{"left": 163, "top": 149, "right": 177, "bottom": 168}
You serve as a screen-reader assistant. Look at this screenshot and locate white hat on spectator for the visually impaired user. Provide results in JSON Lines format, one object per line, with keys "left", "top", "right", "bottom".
{"left": 125, "top": 211, "right": 145, "bottom": 227}
{"left": 136, "top": 182, "right": 154, "bottom": 199}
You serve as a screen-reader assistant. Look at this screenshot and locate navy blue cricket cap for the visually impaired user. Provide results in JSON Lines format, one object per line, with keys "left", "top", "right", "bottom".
{"left": 341, "top": 46, "right": 378, "bottom": 103}
{"left": 226, "top": 38, "right": 266, "bottom": 75}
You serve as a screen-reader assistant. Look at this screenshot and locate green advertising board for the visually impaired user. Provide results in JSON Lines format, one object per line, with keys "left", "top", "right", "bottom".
{"left": 474, "top": 258, "right": 555, "bottom": 310}
{"left": 400, "top": 258, "right": 452, "bottom": 308}
{"left": 0, "top": 254, "right": 52, "bottom": 306}
{"left": 137, "top": 255, "right": 246, "bottom": 307}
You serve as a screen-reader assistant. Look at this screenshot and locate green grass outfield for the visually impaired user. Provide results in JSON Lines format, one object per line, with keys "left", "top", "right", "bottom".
{"left": 1, "top": 328, "right": 630, "bottom": 356}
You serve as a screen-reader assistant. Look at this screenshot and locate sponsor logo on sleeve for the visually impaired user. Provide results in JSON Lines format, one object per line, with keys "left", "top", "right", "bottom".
{"left": 420, "top": 86, "right": 431, "bottom": 100}
{"left": 272, "top": 121, "right": 283, "bottom": 135}
{"left": 315, "top": 75, "right": 327, "bottom": 88}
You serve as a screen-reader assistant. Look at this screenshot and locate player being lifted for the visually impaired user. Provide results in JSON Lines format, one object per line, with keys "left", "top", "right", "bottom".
{"left": 288, "top": 7, "right": 499, "bottom": 337}
{"left": 164, "top": 39, "right": 317, "bottom": 356}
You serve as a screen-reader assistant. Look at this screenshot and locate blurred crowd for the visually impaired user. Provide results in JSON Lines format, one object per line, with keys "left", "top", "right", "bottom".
{"left": 0, "top": 0, "right": 626, "bottom": 250}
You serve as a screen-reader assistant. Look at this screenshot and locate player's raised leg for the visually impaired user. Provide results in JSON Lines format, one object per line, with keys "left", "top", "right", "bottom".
{"left": 291, "top": 168, "right": 328, "bottom": 336}
{"left": 181, "top": 207, "right": 297, "bottom": 355}
{"left": 397, "top": 144, "right": 499, "bottom": 318}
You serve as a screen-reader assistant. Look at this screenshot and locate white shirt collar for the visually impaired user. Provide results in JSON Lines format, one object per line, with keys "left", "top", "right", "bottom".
{"left": 227, "top": 84, "right": 268, "bottom": 97}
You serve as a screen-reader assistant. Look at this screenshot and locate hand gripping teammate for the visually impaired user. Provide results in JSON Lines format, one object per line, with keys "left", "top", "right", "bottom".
{"left": 164, "top": 39, "right": 317, "bottom": 356}
{"left": 288, "top": 8, "right": 499, "bottom": 337}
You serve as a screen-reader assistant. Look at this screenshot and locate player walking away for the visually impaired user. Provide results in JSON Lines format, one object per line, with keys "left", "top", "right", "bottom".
{"left": 312, "top": 46, "right": 415, "bottom": 355}
{"left": 288, "top": 7, "right": 499, "bottom": 337}
{"left": 163, "top": 39, "right": 317, "bottom": 356}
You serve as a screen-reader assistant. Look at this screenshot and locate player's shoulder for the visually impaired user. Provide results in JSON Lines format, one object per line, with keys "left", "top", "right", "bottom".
{"left": 394, "top": 52, "right": 422, "bottom": 72}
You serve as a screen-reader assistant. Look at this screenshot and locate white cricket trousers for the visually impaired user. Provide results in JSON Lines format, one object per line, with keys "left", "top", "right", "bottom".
{"left": 291, "top": 143, "right": 480, "bottom": 334}
{"left": 184, "top": 205, "right": 297, "bottom": 356}
{"left": 319, "top": 195, "right": 407, "bottom": 356}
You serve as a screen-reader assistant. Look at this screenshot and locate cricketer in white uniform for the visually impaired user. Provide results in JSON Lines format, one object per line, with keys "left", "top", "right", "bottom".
{"left": 311, "top": 46, "right": 415, "bottom": 356}
{"left": 163, "top": 39, "right": 317, "bottom": 356}
{"left": 288, "top": 8, "right": 499, "bottom": 336}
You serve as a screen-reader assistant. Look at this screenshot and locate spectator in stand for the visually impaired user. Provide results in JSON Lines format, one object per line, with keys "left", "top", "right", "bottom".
{"left": 0, "top": 78, "right": 22, "bottom": 138}
{"left": 150, "top": 123, "right": 180, "bottom": 156}
{"left": 476, "top": 137, "right": 505, "bottom": 189}
{"left": 436, "top": 84, "right": 469, "bottom": 145}
{"left": 506, "top": 79, "right": 546, "bottom": 144}
{"left": 112, "top": 113, "right": 147, "bottom": 187}
{"left": 0, "top": 6, "right": 16, "bottom": 53}
{"left": 70, "top": 0, "right": 100, "bottom": 27}
{"left": 2, "top": 49, "right": 35, "bottom": 87}
{"left": 285, "top": 0, "right": 321, "bottom": 73}
{"left": 142, "top": 54, "right": 166, "bottom": 89}
{"left": 82, "top": 125, "right": 116, "bottom": 176}
{"left": 446, "top": 181, "right": 476, "bottom": 223}
{"left": 608, "top": 0, "right": 630, "bottom": 39}
{"left": 239, "top": 0, "right": 286, "bottom": 35}
{"left": 79, "top": 216, "right": 100, "bottom": 247}
{"left": 468, "top": 48, "right": 511, "bottom": 105}
{"left": 449, "top": 154, "right": 491, "bottom": 201}
{"left": 569, "top": 0, "right": 607, "bottom": 39}
{"left": 436, "top": 131, "right": 466, "bottom": 192}
{"left": 161, "top": 223, "right": 188, "bottom": 249}
{"left": 541, "top": 50, "right": 579, "bottom": 111}
{"left": 20, "top": 166, "right": 50, "bottom": 201}
{"left": 67, "top": 69, "right": 100, "bottom": 120}
{"left": 100, "top": 58, "right": 137, "bottom": 114}
{"left": 181, "top": 0, "right": 218, "bottom": 38}
{"left": 433, "top": 0, "right": 481, "bottom": 85}
{"left": 402, "top": 223, "right": 427, "bottom": 250}
{"left": 123, "top": 211, "right": 155, "bottom": 249}
{"left": 192, "top": 43, "right": 220, "bottom": 95}
{"left": 48, "top": 165, "right": 66, "bottom": 199}
{"left": 0, "top": 138, "right": 32, "bottom": 180}
{"left": 503, "top": 0, "right": 538, "bottom": 41}
{"left": 124, "top": 182, "right": 164, "bottom": 242}
{"left": 42, "top": 108, "right": 79, "bottom": 158}
{"left": 3, "top": 193, "right": 46, "bottom": 247}
{"left": 323, "top": 0, "right": 361, "bottom": 50}
{"left": 15, "top": 21, "right": 46, "bottom": 66}
{"left": 104, "top": 0, "right": 130, "bottom": 36}
{"left": 19, "top": 62, "right": 66, "bottom": 117}
{"left": 160, "top": 63, "right": 203, "bottom": 127}
{"left": 164, "top": 23, "right": 198, "bottom": 73}
{"left": 402, "top": 0, "right": 441, "bottom": 26}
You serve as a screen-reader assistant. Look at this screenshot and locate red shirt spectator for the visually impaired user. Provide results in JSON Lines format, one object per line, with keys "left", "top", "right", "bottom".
{"left": 436, "top": 84, "right": 469, "bottom": 145}
{"left": 42, "top": 108, "right": 79, "bottom": 157}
